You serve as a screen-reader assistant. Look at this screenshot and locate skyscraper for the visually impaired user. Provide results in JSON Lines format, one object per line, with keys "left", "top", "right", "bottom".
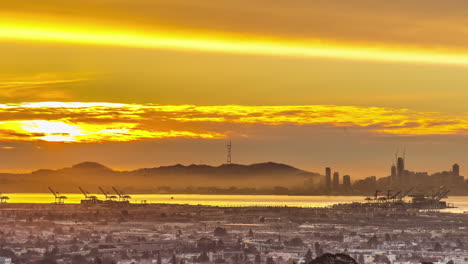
{"left": 343, "top": 175, "right": 351, "bottom": 192}
{"left": 397, "top": 157, "right": 405, "bottom": 183}
{"left": 391, "top": 164, "right": 397, "bottom": 181}
{"left": 453, "top": 163, "right": 460, "bottom": 177}
{"left": 325, "top": 167, "right": 332, "bottom": 192}
{"left": 333, "top": 172, "right": 340, "bottom": 190}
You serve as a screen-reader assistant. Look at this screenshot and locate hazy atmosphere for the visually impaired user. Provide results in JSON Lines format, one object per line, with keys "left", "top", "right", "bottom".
{"left": 2, "top": 0, "right": 468, "bottom": 179}
{"left": 2, "top": 2, "right": 468, "bottom": 264}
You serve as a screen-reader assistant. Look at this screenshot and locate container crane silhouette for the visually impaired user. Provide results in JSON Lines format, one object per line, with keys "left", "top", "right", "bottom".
{"left": 98, "top": 186, "right": 117, "bottom": 202}
{"left": 79, "top": 187, "right": 101, "bottom": 204}
{"left": 112, "top": 187, "right": 131, "bottom": 202}
{"left": 48, "top": 187, "right": 67, "bottom": 204}
{"left": 0, "top": 193, "right": 9, "bottom": 203}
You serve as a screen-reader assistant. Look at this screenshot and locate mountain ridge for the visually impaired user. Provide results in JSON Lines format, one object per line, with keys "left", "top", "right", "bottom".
{"left": 0, "top": 161, "right": 322, "bottom": 193}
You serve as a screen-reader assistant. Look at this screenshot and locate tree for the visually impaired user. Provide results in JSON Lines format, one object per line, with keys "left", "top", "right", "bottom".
{"left": 197, "top": 251, "right": 210, "bottom": 263}
{"left": 433, "top": 242, "right": 443, "bottom": 252}
{"left": 314, "top": 242, "right": 323, "bottom": 257}
{"left": 288, "top": 237, "right": 303, "bottom": 247}
{"left": 71, "top": 255, "right": 88, "bottom": 264}
{"left": 141, "top": 251, "right": 150, "bottom": 259}
{"left": 232, "top": 254, "right": 239, "bottom": 264}
{"left": 255, "top": 254, "right": 261, "bottom": 264}
{"left": 157, "top": 252, "right": 162, "bottom": 264}
{"left": 384, "top": 233, "right": 391, "bottom": 241}
{"left": 216, "top": 239, "right": 225, "bottom": 251}
{"left": 266, "top": 257, "right": 275, "bottom": 264}
{"left": 50, "top": 247, "right": 59, "bottom": 257}
{"left": 358, "top": 254, "right": 364, "bottom": 264}
{"left": 367, "top": 235, "right": 379, "bottom": 248}
{"left": 456, "top": 239, "right": 464, "bottom": 249}
{"left": 88, "top": 248, "right": 100, "bottom": 257}
{"left": 304, "top": 249, "right": 312, "bottom": 263}
{"left": 214, "top": 227, "right": 228, "bottom": 237}
{"left": 102, "top": 256, "right": 117, "bottom": 264}
{"left": 38, "top": 259, "right": 58, "bottom": 264}
{"left": 374, "top": 255, "right": 390, "bottom": 264}
{"left": 70, "top": 244, "right": 80, "bottom": 252}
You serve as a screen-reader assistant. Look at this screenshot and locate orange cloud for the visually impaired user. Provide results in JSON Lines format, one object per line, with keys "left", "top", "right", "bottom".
{"left": 0, "top": 102, "right": 467, "bottom": 143}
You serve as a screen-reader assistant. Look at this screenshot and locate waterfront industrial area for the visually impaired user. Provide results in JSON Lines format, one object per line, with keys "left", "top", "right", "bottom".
{"left": 0, "top": 198, "right": 465, "bottom": 264}
{"left": 0, "top": 178, "right": 465, "bottom": 264}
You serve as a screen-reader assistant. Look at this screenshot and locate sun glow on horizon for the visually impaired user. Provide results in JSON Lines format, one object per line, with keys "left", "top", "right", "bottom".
{"left": 0, "top": 119, "right": 223, "bottom": 143}
{"left": 0, "top": 102, "right": 467, "bottom": 143}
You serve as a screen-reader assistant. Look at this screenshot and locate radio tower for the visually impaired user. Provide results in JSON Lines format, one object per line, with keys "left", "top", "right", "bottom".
{"left": 226, "top": 140, "right": 232, "bottom": 164}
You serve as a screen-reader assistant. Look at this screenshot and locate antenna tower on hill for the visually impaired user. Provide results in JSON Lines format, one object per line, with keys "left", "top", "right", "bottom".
{"left": 226, "top": 140, "right": 232, "bottom": 164}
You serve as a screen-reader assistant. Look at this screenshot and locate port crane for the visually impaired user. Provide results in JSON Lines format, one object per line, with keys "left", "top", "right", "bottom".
{"left": 437, "top": 190, "right": 450, "bottom": 201}
{"left": 79, "top": 187, "right": 101, "bottom": 204}
{"left": 112, "top": 187, "right": 131, "bottom": 202}
{"left": 48, "top": 187, "right": 67, "bottom": 204}
{"left": 398, "top": 187, "right": 414, "bottom": 201}
{"left": 389, "top": 191, "right": 401, "bottom": 201}
{"left": 98, "top": 186, "right": 117, "bottom": 202}
{"left": 429, "top": 189, "right": 450, "bottom": 202}
{"left": 0, "top": 193, "right": 9, "bottom": 203}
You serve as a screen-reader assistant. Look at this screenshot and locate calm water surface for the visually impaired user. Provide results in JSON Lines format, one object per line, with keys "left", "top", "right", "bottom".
{"left": 3, "top": 194, "right": 468, "bottom": 213}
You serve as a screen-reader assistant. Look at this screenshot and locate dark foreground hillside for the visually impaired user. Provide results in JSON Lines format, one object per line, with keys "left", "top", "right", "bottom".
{"left": 310, "top": 253, "right": 358, "bottom": 264}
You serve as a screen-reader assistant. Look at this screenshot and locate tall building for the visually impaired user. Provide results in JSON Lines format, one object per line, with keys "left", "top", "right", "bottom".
{"left": 453, "top": 163, "right": 460, "bottom": 177}
{"left": 343, "top": 175, "right": 351, "bottom": 192}
{"left": 333, "top": 172, "right": 340, "bottom": 190}
{"left": 452, "top": 163, "right": 461, "bottom": 185}
{"left": 391, "top": 165, "right": 397, "bottom": 180}
{"left": 397, "top": 157, "right": 405, "bottom": 182}
{"left": 325, "top": 167, "right": 332, "bottom": 192}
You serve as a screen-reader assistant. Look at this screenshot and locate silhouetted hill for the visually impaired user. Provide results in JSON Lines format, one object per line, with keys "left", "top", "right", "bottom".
{"left": 134, "top": 162, "right": 315, "bottom": 177}
{"left": 0, "top": 162, "right": 321, "bottom": 193}
{"left": 71, "top": 162, "right": 111, "bottom": 171}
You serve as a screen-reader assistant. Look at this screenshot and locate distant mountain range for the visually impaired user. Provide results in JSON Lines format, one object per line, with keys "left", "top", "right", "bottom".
{"left": 0, "top": 162, "right": 321, "bottom": 193}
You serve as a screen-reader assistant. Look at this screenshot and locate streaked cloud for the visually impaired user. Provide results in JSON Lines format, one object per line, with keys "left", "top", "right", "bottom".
{"left": 4, "top": 0, "right": 468, "bottom": 50}
{"left": 2, "top": 17, "right": 468, "bottom": 66}
{"left": 0, "top": 74, "right": 88, "bottom": 100}
{"left": 0, "top": 102, "right": 467, "bottom": 143}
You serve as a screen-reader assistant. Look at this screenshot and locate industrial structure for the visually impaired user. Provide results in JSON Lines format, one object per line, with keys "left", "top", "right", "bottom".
{"left": 99, "top": 186, "right": 118, "bottom": 202}
{"left": 112, "top": 186, "right": 131, "bottom": 203}
{"left": 48, "top": 187, "right": 67, "bottom": 204}
{"left": 0, "top": 193, "right": 9, "bottom": 204}
{"left": 79, "top": 187, "right": 104, "bottom": 205}
{"left": 333, "top": 188, "right": 453, "bottom": 210}
{"left": 226, "top": 140, "right": 232, "bottom": 164}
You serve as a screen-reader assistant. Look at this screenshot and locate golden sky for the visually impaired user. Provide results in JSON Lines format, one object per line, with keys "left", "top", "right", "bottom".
{"left": 1, "top": 0, "right": 468, "bottom": 177}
